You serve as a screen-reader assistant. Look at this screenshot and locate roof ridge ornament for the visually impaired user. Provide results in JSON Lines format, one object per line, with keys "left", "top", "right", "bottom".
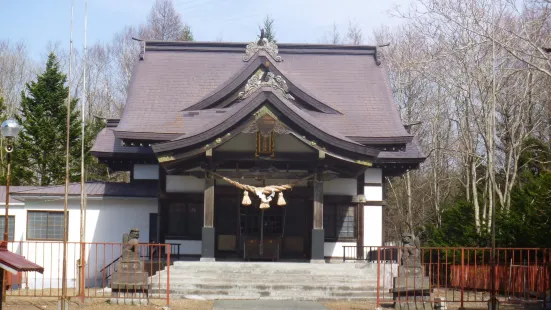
{"left": 238, "top": 71, "right": 295, "bottom": 100}
{"left": 243, "top": 29, "right": 282, "bottom": 62}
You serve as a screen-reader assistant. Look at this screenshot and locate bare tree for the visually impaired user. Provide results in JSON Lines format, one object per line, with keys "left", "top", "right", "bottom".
{"left": 320, "top": 22, "right": 342, "bottom": 44}
{"left": 0, "top": 41, "right": 36, "bottom": 116}
{"left": 375, "top": 0, "right": 551, "bottom": 241}
{"left": 346, "top": 19, "right": 363, "bottom": 45}
{"left": 147, "top": 0, "right": 192, "bottom": 41}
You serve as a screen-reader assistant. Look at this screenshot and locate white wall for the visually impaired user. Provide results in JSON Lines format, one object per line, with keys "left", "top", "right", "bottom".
{"left": 364, "top": 205, "right": 382, "bottom": 246}
{"left": 166, "top": 175, "right": 204, "bottom": 193}
{"left": 133, "top": 164, "right": 159, "bottom": 180}
{"left": 324, "top": 241, "right": 356, "bottom": 258}
{"left": 364, "top": 168, "right": 383, "bottom": 246}
{"left": 6, "top": 197, "right": 157, "bottom": 289}
{"left": 323, "top": 178, "right": 356, "bottom": 195}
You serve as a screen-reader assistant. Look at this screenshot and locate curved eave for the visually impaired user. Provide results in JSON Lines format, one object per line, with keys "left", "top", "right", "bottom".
{"left": 183, "top": 53, "right": 341, "bottom": 115}
{"left": 152, "top": 90, "right": 379, "bottom": 159}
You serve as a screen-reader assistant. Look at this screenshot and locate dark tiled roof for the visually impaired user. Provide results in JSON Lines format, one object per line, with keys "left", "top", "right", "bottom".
{"left": 113, "top": 41, "right": 411, "bottom": 140}
{"left": 91, "top": 127, "right": 155, "bottom": 156}
{"left": 152, "top": 90, "right": 379, "bottom": 157}
{"left": 376, "top": 139, "right": 426, "bottom": 162}
{"left": 0, "top": 248, "right": 44, "bottom": 273}
{"left": 92, "top": 40, "right": 424, "bottom": 163}
{"left": 11, "top": 182, "right": 158, "bottom": 198}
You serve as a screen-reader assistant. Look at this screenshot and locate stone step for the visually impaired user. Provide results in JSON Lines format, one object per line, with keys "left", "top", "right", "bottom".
{"left": 147, "top": 261, "right": 384, "bottom": 301}
{"left": 161, "top": 267, "right": 377, "bottom": 275}
{"left": 151, "top": 289, "right": 377, "bottom": 299}
{"left": 149, "top": 282, "right": 379, "bottom": 291}
{"left": 151, "top": 273, "right": 377, "bottom": 281}
{"left": 152, "top": 291, "right": 378, "bottom": 301}
{"left": 171, "top": 261, "right": 376, "bottom": 269}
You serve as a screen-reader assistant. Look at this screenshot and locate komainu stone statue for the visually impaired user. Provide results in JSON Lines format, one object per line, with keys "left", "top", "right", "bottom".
{"left": 392, "top": 233, "right": 431, "bottom": 310}
{"left": 400, "top": 233, "right": 422, "bottom": 276}
{"left": 122, "top": 228, "right": 140, "bottom": 259}
{"left": 110, "top": 228, "right": 150, "bottom": 304}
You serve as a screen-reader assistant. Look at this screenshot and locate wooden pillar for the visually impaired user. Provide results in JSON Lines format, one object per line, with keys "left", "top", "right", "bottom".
{"left": 201, "top": 151, "right": 216, "bottom": 261}
{"left": 158, "top": 165, "right": 166, "bottom": 244}
{"left": 357, "top": 173, "right": 365, "bottom": 259}
{"left": 311, "top": 172, "right": 325, "bottom": 263}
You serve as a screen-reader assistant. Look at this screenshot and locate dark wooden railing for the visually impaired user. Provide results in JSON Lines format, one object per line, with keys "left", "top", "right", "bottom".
{"left": 342, "top": 245, "right": 399, "bottom": 263}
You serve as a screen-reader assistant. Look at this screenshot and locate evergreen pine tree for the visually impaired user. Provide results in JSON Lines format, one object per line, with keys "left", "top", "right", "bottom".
{"left": 13, "top": 53, "right": 82, "bottom": 186}
{"left": 261, "top": 15, "right": 276, "bottom": 42}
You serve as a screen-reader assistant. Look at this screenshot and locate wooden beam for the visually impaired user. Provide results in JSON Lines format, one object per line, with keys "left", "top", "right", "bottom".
{"left": 357, "top": 203, "right": 364, "bottom": 259}
{"left": 313, "top": 173, "right": 323, "bottom": 230}
{"left": 204, "top": 172, "right": 214, "bottom": 227}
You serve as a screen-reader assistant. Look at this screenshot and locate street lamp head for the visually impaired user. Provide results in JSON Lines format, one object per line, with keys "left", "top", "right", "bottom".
{"left": 1, "top": 119, "right": 21, "bottom": 140}
{"left": 351, "top": 194, "right": 367, "bottom": 204}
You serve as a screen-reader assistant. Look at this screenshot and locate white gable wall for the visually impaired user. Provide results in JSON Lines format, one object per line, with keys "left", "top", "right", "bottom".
{"left": 133, "top": 164, "right": 159, "bottom": 180}
{"left": 364, "top": 168, "right": 383, "bottom": 247}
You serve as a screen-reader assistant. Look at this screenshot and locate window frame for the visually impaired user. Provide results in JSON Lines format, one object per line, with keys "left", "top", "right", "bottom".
{"left": 166, "top": 202, "right": 203, "bottom": 240}
{"left": 0, "top": 215, "right": 15, "bottom": 241}
{"left": 26, "top": 211, "right": 67, "bottom": 241}
{"left": 323, "top": 203, "right": 357, "bottom": 242}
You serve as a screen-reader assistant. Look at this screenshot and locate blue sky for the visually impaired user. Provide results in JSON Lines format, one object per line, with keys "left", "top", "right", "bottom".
{"left": 0, "top": 0, "right": 411, "bottom": 60}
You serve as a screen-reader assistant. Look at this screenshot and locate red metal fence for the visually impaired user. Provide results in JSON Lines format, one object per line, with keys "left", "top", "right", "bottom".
{"left": 3, "top": 241, "right": 171, "bottom": 306}
{"left": 375, "top": 247, "right": 551, "bottom": 308}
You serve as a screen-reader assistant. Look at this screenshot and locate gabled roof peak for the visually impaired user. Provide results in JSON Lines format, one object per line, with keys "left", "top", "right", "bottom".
{"left": 238, "top": 70, "right": 294, "bottom": 101}
{"left": 243, "top": 38, "right": 282, "bottom": 62}
{"left": 184, "top": 54, "right": 340, "bottom": 114}
{"left": 144, "top": 40, "right": 378, "bottom": 56}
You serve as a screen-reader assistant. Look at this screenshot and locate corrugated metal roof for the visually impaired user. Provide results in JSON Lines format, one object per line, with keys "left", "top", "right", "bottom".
{"left": 0, "top": 186, "right": 40, "bottom": 204}
{"left": 11, "top": 182, "right": 157, "bottom": 198}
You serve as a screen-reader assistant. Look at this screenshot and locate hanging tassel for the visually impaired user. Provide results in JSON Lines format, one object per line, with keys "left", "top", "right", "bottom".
{"left": 259, "top": 202, "right": 270, "bottom": 209}
{"left": 277, "top": 192, "right": 287, "bottom": 206}
{"left": 242, "top": 191, "right": 251, "bottom": 206}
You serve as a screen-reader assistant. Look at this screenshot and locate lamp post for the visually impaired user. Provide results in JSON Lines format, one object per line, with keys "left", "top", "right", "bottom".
{"left": 1, "top": 120, "right": 20, "bottom": 248}
{"left": 0, "top": 119, "right": 20, "bottom": 305}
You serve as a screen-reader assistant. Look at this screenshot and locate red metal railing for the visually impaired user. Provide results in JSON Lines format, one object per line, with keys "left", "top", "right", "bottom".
{"left": 376, "top": 247, "right": 551, "bottom": 308}
{"left": 3, "top": 241, "right": 171, "bottom": 306}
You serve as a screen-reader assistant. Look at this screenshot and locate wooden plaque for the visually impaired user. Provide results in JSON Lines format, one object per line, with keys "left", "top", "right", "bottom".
{"left": 256, "top": 131, "right": 274, "bottom": 157}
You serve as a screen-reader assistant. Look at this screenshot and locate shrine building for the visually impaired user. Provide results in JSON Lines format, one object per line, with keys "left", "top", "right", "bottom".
{"left": 90, "top": 37, "right": 425, "bottom": 262}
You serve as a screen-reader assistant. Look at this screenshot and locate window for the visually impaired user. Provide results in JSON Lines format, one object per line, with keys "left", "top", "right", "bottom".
{"left": 167, "top": 202, "right": 203, "bottom": 239}
{"left": 324, "top": 205, "right": 356, "bottom": 241}
{"left": 0, "top": 216, "right": 15, "bottom": 241}
{"left": 27, "top": 211, "right": 66, "bottom": 240}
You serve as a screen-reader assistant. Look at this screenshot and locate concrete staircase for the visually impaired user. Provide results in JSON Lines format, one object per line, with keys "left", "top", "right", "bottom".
{"left": 149, "top": 261, "right": 380, "bottom": 301}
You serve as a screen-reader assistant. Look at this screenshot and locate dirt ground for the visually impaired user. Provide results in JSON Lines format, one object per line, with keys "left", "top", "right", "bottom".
{"left": 3, "top": 298, "right": 543, "bottom": 310}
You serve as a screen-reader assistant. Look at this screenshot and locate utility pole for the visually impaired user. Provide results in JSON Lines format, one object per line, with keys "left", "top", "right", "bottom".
{"left": 61, "top": 0, "right": 75, "bottom": 309}
{"left": 79, "top": 0, "right": 89, "bottom": 302}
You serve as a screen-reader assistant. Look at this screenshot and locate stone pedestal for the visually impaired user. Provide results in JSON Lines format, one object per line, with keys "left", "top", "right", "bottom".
{"left": 110, "top": 251, "right": 150, "bottom": 305}
{"left": 392, "top": 266, "right": 431, "bottom": 310}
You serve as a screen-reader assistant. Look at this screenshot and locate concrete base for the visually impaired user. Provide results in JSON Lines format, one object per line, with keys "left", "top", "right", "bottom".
{"left": 392, "top": 276, "right": 432, "bottom": 310}
{"left": 57, "top": 300, "right": 70, "bottom": 310}
{"left": 110, "top": 290, "right": 149, "bottom": 305}
{"left": 202, "top": 227, "right": 215, "bottom": 259}
{"left": 200, "top": 257, "right": 216, "bottom": 262}
{"left": 311, "top": 229, "right": 324, "bottom": 261}
{"left": 309, "top": 259, "right": 325, "bottom": 264}
{"left": 110, "top": 298, "right": 149, "bottom": 305}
